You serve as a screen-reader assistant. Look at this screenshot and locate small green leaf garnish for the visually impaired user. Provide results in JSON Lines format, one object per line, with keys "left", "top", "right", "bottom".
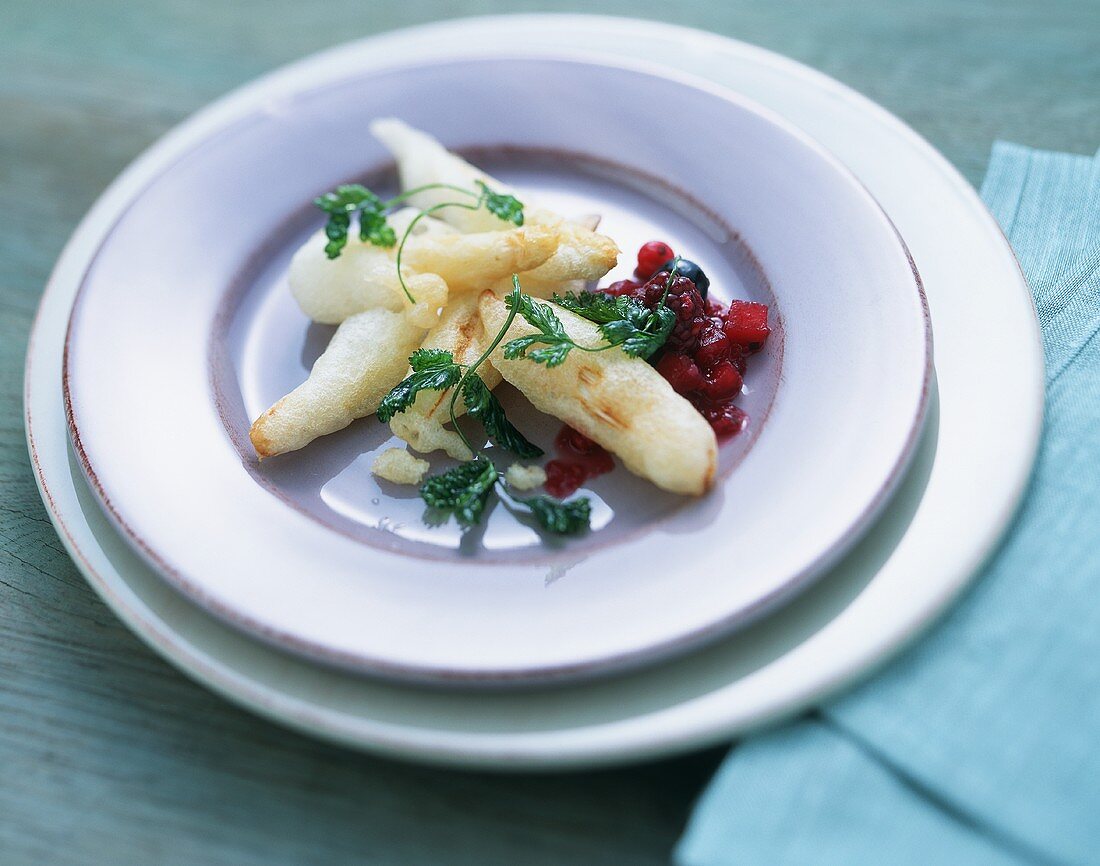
{"left": 314, "top": 184, "right": 382, "bottom": 213}
{"left": 507, "top": 292, "right": 568, "bottom": 340}
{"left": 503, "top": 285, "right": 677, "bottom": 367}
{"left": 462, "top": 374, "right": 543, "bottom": 459}
{"left": 314, "top": 185, "right": 390, "bottom": 258}
{"left": 376, "top": 349, "right": 462, "bottom": 424}
{"left": 502, "top": 336, "right": 574, "bottom": 368}
{"left": 554, "top": 291, "right": 676, "bottom": 359}
{"left": 359, "top": 208, "right": 397, "bottom": 248}
{"left": 477, "top": 181, "right": 524, "bottom": 226}
{"left": 419, "top": 457, "right": 499, "bottom": 527}
{"left": 516, "top": 495, "right": 592, "bottom": 535}
{"left": 502, "top": 294, "right": 577, "bottom": 368}
{"left": 551, "top": 290, "right": 627, "bottom": 323}
{"left": 313, "top": 180, "right": 526, "bottom": 304}
{"left": 378, "top": 277, "right": 591, "bottom": 535}
{"left": 601, "top": 304, "right": 676, "bottom": 359}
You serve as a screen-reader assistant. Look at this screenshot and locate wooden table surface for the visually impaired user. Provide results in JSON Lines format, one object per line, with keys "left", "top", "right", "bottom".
{"left": 2, "top": 1, "right": 1097, "bottom": 863}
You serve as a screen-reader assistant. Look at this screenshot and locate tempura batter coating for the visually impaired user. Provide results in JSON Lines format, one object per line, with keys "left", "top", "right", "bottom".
{"left": 370, "top": 118, "right": 619, "bottom": 282}
{"left": 389, "top": 296, "right": 503, "bottom": 461}
{"left": 371, "top": 448, "right": 430, "bottom": 485}
{"left": 250, "top": 309, "right": 425, "bottom": 458}
{"left": 289, "top": 223, "right": 556, "bottom": 326}
{"left": 479, "top": 292, "right": 717, "bottom": 495}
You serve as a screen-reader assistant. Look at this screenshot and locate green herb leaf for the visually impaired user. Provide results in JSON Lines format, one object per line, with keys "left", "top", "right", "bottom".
{"left": 501, "top": 334, "right": 574, "bottom": 367}
{"left": 314, "top": 184, "right": 383, "bottom": 215}
{"left": 507, "top": 292, "right": 568, "bottom": 339}
{"left": 322, "top": 211, "right": 352, "bottom": 258}
{"left": 526, "top": 343, "right": 574, "bottom": 367}
{"left": 552, "top": 290, "right": 628, "bottom": 324}
{"left": 314, "top": 184, "right": 392, "bottom": 258}
{"left": 462, "top": 374, "right": 544, "bottom": 458}
{"left": 554, "top": 290, "right": 675, "bottom": 360}
{"left": 500, "top": 334, "right": 543, "bottom": 359}
{"left": 517, "top": 495, "right": 592, "bottom": 535}
{"left": 377, "top": 349, "right": 463, "bottom": 423}
{"left": 503, "top": 294, "right": 577, "bottom": 367}
{"left": 419, "top": 457, "right": 499, "bottom": 527}
{"left": 477, "top": 181, "right": 524, "bottom": 226}
{"left": 602, "top": 305, "right": 676, "bottom": 359}
{"left": 360, "top": 209, "right": 397, "bottom": 248}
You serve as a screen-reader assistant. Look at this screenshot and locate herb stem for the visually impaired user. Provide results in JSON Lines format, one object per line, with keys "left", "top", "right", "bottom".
{"left": 383, "top": 183, "right": 481, "bottom": 209}
{"left": 394, "top": 198, "right": 484, "bottom": 303}
{"left": 657, "top": 256, "right": 681, "bottom": 307}
{"left": 445, "top": 275, "right": 525, "bottom": 458}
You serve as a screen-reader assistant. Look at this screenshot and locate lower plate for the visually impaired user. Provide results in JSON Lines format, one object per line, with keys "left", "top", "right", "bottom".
{"left": 25, "top": 15, "right": 1041, "bottom": 768}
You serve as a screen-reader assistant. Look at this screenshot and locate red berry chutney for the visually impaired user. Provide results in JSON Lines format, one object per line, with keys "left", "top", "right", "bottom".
{"left": 607, "top": 241, "right": 770, "bottom": 439}
{"left": 541, "top": 242, "right": 769, "bottom": 497}
{"left": 544, "top": 425, "right": 615, "bottom": 498}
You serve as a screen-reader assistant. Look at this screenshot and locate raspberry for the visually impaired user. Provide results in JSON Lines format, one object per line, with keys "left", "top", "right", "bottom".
{"left": 641, "top": 272, "right": 705, "bottom": 353}
{"left": 635, "top": 240, "right": 675, "bottom": 280}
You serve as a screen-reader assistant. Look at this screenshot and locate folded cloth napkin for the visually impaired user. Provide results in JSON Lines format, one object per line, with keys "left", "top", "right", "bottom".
{"left": 677, "top": 142, "right": 1100, "bottom": 866}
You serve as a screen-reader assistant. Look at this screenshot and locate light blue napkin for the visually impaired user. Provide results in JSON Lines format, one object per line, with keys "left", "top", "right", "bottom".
{"left": 677, "top": 142, "right": 1100, "bottom": 866}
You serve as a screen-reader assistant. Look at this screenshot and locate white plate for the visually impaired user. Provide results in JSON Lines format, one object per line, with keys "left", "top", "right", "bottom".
{"left": 26, "top": 16, "right": 1041, "bottom": 768}
{"left": 61, "top": 55, "right": 930, "bottom": 683}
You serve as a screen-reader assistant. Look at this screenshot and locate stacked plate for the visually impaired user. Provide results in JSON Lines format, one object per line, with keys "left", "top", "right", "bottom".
{"left": 26, "top": 16, "right": 1042, "bottom": 769}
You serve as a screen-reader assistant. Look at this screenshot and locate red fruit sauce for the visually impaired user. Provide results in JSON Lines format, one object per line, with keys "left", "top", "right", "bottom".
{"left": 612, "top": 240, "right": 770, "bottom": 439}
{"left": 544, "top": 426, "right": 615, "bottom": 498}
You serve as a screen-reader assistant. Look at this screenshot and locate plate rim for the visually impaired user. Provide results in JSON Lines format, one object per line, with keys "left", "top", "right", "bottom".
{"left": 24, "top": 14, "right": 1041, "bottom": 768}
{"left": 58, "top": 49, "right": 933, "bottom": 683}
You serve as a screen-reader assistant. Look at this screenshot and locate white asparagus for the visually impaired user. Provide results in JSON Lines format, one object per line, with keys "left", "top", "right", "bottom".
{"left": 479, "top": 291, "right": 717, "bottom": 495}
{"left": 370, "top": 118, "right": 510, "bottom": 233}
{"left": 370, "top": 118, "right": 619, "bottom": 280}
{"left": 402, "top": 224, "right": 558, "bottom": 292}
{"left": 249, "top": 309, "right": 425, "bottom": 459}
{"left": 288, "top": 232, "right": 446, "bottom": 327}
{"left": 389, "top": 296, "right": 503, "bottom": 461}
{"left": 289, "top": 223, "right": 557, "bottom": 326}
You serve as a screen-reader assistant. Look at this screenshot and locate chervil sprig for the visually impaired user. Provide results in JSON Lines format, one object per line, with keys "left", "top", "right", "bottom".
{"left": 376, "top": 348, "right": 463, "bottom": 424}
{"left": 501, "top": 294, "right": 576, "bottom": 367}
{"left": 419, "top": 456, "right": 498, "bottom": 528}
{"left": 461, "top": 373, "right": 543, "bottom": 459}
{"left": 513, "top": 494, "right": 592, "bottom": 534}
{"left": 502, "top": 264, "right": 680, "bottom": 367}
{"left": 553, "top": 290, "right": 675, "bottom": 360}
{"left": 314, "top": 180, "right": 524, "bottom": 304}
{"left": 313, "top": 185, "right": 395, "bottom": 259}
{"left": 477, "top": 180, "right": 524, "bottom": 226}
{"left": 379, "top": 277, "right": 588, "bottom": 535}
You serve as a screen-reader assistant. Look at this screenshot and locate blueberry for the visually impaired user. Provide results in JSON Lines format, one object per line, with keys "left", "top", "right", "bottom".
{"left": 660, "top": 258, "right": 710, "bottom": 298}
